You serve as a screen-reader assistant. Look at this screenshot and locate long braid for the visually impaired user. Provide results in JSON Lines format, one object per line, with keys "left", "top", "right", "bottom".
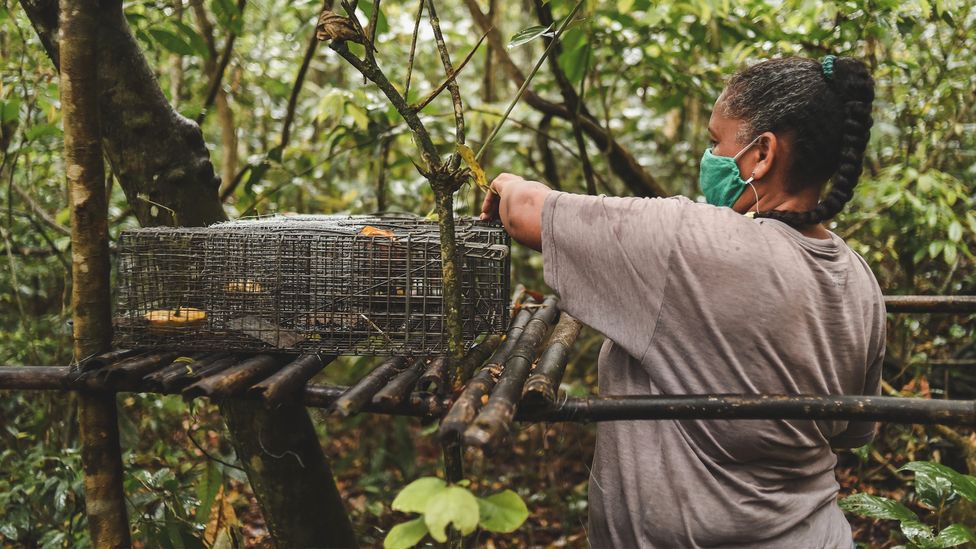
{"left": 722, "top": 57, "right": 875, "bottom": 227}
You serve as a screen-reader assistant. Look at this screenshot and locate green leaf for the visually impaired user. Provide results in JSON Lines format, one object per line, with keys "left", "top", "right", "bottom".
{"left": 457, "top": 144, "right": 489, "bottom": 192}
{"left": 901, "top": 520, "right": 937, "bottom": 549}
{"left": 383, "top": 517, "right": 428, "bottom": 549}
{"left": 212, "top": 0, "right": 243, "bottom": 34}
{"left": 944, "top": 243, "right": 957, "bottom": 266}
{"left": 172, "top": 20, "right": 210, "bottom": 58}
{"left": 839, "top": 493, "right": 919, "bottom": 522}
{"left": 935, "top": 524, "right": 976, "bottom": 547}
{"left": 900, "top": 462, "right": 976, "bottom": 503}
{"left": 902, "top": 461, "right": 955, "bottom": 509}
{"left": 391, "top": 477, "right": 446, "bottom": 513}
{"left": 149, "top": 28, "right": 196, "bottom": 56}
{"left": 25, "top": 123, "right": 62, "bottom": 141}
{"left": 1, "top": 97, "right": 20, "bottom": 123}
{"left": 508, "top": 25, "right": 553, "bottom": 49}
{"left": 477, "top": 490, "right": 529, "bottom": 533}
{"left": 947, "top": 221, "right": 963, "bottom": 242}
{"left": 424, "top": 486, "right": 480, "bottom": 542}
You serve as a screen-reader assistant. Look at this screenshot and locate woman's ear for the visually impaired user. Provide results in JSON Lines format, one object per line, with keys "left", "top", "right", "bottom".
{"left": 751, "top": 131, "right": 777, "bottom": 181}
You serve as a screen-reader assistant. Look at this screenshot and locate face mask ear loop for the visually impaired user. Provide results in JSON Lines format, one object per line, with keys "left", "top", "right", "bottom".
{"left": 745, "top": 172, "right": 760, "bottom": 218}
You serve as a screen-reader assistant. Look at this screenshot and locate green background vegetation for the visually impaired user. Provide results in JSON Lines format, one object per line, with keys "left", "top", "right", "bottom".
{"left": 1, "top": 0, "right": 974, "bottom": 546}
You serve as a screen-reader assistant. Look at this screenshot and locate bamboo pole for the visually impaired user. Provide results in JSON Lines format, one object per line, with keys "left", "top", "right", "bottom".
{"left": 417, "top": 356, "right": 450, "bottom": 395}
{"left": 249, "top": 353, "right": 331, "bottom": 406}
{"left": 522, "top": 313, "right": 582, "bottom": 406}
{"left": 438, "top": 303, "right": 537, "bottom": 439}
{"left": 884, "top": 295, "right": 976, "bottom": 313}
{"left": 457, "top": 334, "right": 502, "bottom": 385}
{"left": 182, "top": 354, "right": 285, "bottom": 398}
{"left": 159, "top": 355, "right": 239, "bottom": 392}
{"left": 373, "top": 358, "right": 426, "bottom": 406}
{"left": 465, "top": 297, "right": 560, "bottom": 447}
{"left": 332, "top": 356, "right": 411, "bottom": 416}
{"left": 61, "top": 0, "right": 131, "bottom": 543}
{"left": 142, "top": 353, "right": 224, "bottom": 390}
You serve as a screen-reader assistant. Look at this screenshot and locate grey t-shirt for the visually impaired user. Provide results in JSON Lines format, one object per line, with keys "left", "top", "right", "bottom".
{"left": 540, "top": 192, "right": 885, "bottom": 548}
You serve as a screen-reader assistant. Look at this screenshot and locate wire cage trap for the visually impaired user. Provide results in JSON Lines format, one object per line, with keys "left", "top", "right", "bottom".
{"left": 113, "top": 214, "right": 510, "bottom": 355}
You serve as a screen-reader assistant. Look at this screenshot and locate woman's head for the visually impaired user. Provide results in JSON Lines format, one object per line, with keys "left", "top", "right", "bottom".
{"left": 710, "top": 56, "right": 875, "bottom": 226}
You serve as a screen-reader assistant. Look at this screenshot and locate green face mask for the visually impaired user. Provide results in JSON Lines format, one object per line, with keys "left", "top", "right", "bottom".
{"left": 698, "top": 135, "right": 760, "bottom": 208}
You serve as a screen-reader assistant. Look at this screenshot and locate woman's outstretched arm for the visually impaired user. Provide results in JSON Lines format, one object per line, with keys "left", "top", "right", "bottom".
{"left": 480, "top": 173, "right": 553, "bottom": 251}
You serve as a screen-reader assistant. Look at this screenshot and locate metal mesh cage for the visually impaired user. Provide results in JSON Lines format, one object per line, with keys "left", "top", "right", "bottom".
{"left": 113, "top": 215, "right": 510, "bottom": 355}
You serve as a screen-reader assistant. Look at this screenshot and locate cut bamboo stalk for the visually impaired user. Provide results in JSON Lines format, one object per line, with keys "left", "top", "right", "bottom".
{"left": 75, "top": 348, "right": 139, "bottom": 373}
{"left": 159, "top": 355, "right": 239, "bottom": 392}
{"left": 416, "top": 357, "right": 449, "bottom": 396}
{"left": 74, "top": 351, "right": 153, "bottom": 382}
{"left": 522, "top": 313, "right": 581, "bottom": 406}
{"left": 249, "top": 353, "right": 332, "bottom": 407}
{"left": 465, "top": 296, "right": 560, "bottom": 447}
{"left": 438, "top": 302, "right": 538, "bottom": 440}
{"left": 457, "top": 334, "right": 502, "bottom": 386}
{"left": 182, "top": 354, "right": 285, "bottom": 399}
{"left": 99, "top": 351, "right": 182, "bottom": 388}
{"left": 373, "top": 358, "right": 426, "bottom": 406}
{"left": 143, "top": 353, "right": 223, "bottom": 390}
{"left": 0, "top": 366, "right": 71, "bottom": 390}
{"left": 332, "top": 356, "right": 411, "bottom": 416}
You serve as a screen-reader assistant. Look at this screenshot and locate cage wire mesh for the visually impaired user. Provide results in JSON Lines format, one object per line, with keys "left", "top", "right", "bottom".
{"left": 113, "top": 214, "right": 510, "bottom": 355}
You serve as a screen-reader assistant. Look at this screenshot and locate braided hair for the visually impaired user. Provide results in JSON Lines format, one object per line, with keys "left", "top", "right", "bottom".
{"left": 721, "top": 56, "right": 875, "bottom": 226}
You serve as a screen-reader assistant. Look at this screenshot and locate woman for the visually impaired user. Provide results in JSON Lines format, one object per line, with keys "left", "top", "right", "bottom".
{"left": 480, "top": 56, "right": 884, "bottom": 547}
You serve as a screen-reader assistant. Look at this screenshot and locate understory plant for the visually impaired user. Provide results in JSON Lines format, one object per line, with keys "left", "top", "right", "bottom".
{"left": 841, "top": 461, "right": 976, "bottom": 548}
{"left": 383, "top": 477, "right": 529, "bottom": 549}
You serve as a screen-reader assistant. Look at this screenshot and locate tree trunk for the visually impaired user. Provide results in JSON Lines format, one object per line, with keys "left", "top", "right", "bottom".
{"left": 222, "top": 400, "right": 358, "bottom": 547}
{"left": 24, "top": 1, "right": 356, "bottom": 545}
{"left": 60, "top": 0, "right": 132, "bottom": 545}
{"left": 21, "top": 0, "right": 224, "bottom": 227}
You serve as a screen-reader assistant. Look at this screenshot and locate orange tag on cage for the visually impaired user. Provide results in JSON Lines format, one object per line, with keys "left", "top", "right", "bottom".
{"left": 359, "top": 225, "right": 395, "bottom": 238}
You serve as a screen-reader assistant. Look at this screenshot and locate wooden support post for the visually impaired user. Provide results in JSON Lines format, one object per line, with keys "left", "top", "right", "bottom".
{"left": 61, "top": 0, "right": 132, "bottom": 545}
{"left": 221, "top": 400, "right": 358, "bottom": 548}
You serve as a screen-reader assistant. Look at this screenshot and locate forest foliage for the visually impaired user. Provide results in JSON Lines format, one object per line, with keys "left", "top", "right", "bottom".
{"left": 1, "top": 0, "right": 974, "bottom": 546}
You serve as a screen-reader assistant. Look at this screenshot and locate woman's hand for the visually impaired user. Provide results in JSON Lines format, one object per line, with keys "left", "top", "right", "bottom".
{"left": 480, "top": 172, "right": 519, "bottom": 221}
{"left": 479, "top": 173, "right": 552, "bottom": 251}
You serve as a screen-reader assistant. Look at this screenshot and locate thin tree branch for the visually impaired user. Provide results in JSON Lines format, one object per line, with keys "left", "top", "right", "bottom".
{"left": 425, "top": 0, "right": 465, "bottom": 170}
{"left": 410, "top": 30, "right": 487, "bottom": 114}
{"left": 196, "top": 0, "right": 246, "bottom": 124}
{"left": 476, "top": 0, "right": 584, "bottom": 164}
{"left": 281, "top": 1, "right": 335, "bottom": 150}
{"left": 10, "top": 180, "right": 70, "bottom": 236}
{"left": 403, "top": 0, "right": 424, "bottom": 99}
{"left": 462, "top": 0, "right": 666, "bottom": 197}
{"left": 535, "top": 0, "right": 595, "bottom": 194}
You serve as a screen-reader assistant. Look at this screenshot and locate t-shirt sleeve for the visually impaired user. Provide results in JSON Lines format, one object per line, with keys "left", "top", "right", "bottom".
{"left": 540, "top": 192, "right": 687, "bottom": 359}
{"left": 828, "top": 344, "right": 885, "bottom": 448}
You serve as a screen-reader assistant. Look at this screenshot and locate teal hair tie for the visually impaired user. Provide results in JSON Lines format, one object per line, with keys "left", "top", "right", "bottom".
{"left": 821, "top": 55, "right": 836, "bottom": 79}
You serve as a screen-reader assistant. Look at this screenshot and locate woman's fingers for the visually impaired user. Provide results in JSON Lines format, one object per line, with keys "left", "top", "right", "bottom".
{"left": 480, "top": 189, "right": 500, "bottom": 220}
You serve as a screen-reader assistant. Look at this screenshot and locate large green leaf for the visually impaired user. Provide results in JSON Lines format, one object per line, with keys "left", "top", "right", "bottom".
{"left": 901, "top": 520, "right": 937, "bottom": 549}
{"left": 391, "top": 477, "right": 446, "bottom": 514}
{"left": 935, "top": 524, "right": 976, "bottom": 548}
{"left": 838, "top": 493, "right": 919, "bottom": 522}
{"left": 900, "top": 462, "right": 976, "bottom": 503}
{"left": 383, "top": 517, "right": 428, "bottom": 549}
{"left": 423, "top": 486, "right": 480, "bottom": 543}
{"left": 477, "top": 490, "right": 529, "bottom": 533}
{"left": 149, "top": 28, "right": 196, "bottom": 56}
